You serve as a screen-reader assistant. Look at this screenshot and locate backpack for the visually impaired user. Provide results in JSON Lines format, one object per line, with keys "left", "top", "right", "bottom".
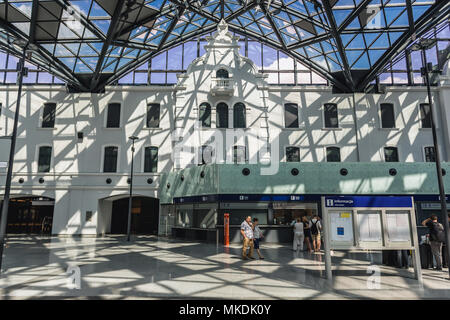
{"left": 429, "top": 222, "right": 445, "bottom": 243}
{"left": 311, "top": 220, "right": 320, "bottom": 235}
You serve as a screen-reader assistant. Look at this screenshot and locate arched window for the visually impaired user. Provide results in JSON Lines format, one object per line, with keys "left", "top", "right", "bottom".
{"left": 199, "top": 102, "right": 211, "bottom": 127}
{"left": 216, "top": 103, "right": 229, "bottom": 128}
{"left": 326, "top": 147, "right": 341, "bottom": 162}
{"left": 216, "top": 69, "right": 229, "bottom": 78}
{"left": 233, "top": 103, "right": 246, "bottom": 128}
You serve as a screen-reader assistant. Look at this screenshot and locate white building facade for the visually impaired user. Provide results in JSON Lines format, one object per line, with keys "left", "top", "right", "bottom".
{"left": 1, "top": 22, "right": 450, "bottom": 236}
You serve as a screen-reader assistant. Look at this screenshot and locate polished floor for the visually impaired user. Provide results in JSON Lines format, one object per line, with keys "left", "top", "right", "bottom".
{"left": 0, "top": 235, "right": 449, "bottom": 299}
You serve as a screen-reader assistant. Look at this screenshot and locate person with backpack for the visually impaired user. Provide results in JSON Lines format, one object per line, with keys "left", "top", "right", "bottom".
{"left": 422, "top": 215, "right": 446, "bottom": 270}
{"left": 310, "top": 215, "right": 322, "bottom": 253}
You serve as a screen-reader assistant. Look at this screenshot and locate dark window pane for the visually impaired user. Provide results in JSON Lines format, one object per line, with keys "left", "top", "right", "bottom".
{"left": 233, "top": 146, "right": 247, "bottom": 164}
{"left": 286, "top": 147, "right": 300, "bottom": 162}
{"left": 42, "top": 103, "right": 56, "bottom": 128}
{"left": 103, "top": 146, "right": 118, "bottom": 172}
{"left": 326, "top": 147, "right": 341, "bottom": 162}
{"left": 146, "top": 103, "right": 160, "bottom": 128}
{"left": 419, "top": 103, "right": 431, "bottom": 128}
{"left": 233, "top": 103, "right": 246, "bottom": 128}
{"left": 38, "top": 146, "right": 52, "bottom": 172}
{"left": 144, "top": 147, "right": 158, "bottom": 172}
{"left": 424, "top": 146, "right": 435, "bottom": 162}
{"left": 106, "top": 103, "right": 121, "bottom": 128}
{"left": 216, "top": 69, "right": 229, "bottom": 78}
{"left": 199, "top": 103, "right": 211, "bottom": 127}
{"left": 284, "top": 103, "right": 299, "bottom": 128}
{"left": 324, "top": 103, "right": 338, "bottom": 128}
{"left": 380, "top": 103, "right": 395, "bottom": 128}
{"left": 216, "top": 103, "right": 228, "bottom": 128}
{"left": 384, "top": 147, "right": 399, "bottom": 162}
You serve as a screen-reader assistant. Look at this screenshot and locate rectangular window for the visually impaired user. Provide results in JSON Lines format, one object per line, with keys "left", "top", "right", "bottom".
{"left": 384, "top": 147, "right": 399, "bottom": 162}
{"left": 324, "top": 103, "right": 338, "bottom": 128}
{"left": 38, "top": 146, "right": 52, "bottom": 172}
{"left": 103, "top": 146, "right": 118, "bottom": 173}
{"left": 233, "top": 146, "right": 247, "bottom": 164}
{"left": 284, "top": 103, "right": 299, "bottom": 128}
{"left": 424, "top": 146, "right": 435, "bottom": 162}
{"left": 146, "top": 103, "right": 160, "bottom": 128}
{"left": 106, "top": 103, "right": 121, "bottom": 128}
{"left": 144, "top": 146, "right": 158, "bottom": 172}
{"left": 42, "top": 103, "right": 56, "bottom": 128}
{"left": 380, "top": 103, "right": 395, "bottom": 128}
{"left": 286, "top": 147, "right": 300, "bottom": 162}
{"left": 419, "top": 103, "right": 432, "bottom": 128}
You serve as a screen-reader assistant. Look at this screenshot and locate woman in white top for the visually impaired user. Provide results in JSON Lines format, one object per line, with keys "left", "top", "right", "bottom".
{"left": 293, "top": 217, "right": 304, "bottom": 252}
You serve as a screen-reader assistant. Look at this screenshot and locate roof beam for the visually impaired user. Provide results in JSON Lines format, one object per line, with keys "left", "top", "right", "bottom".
{"left": 356, "top": 0, "right": 449, "bottom": 90}
{"left": 321, "top": 0, "right": 354, "bottom": 90}
{"left": 91, "top": 0, "right": 126, "bottom": 91}
{"left": 0, "top": 16, "right": 87, "bottom": 90}
{"left": 29, "top": 0, "right": 39, "bottom": 44}
{"left": 157, "top": 6, "right": 186, "bottom": 50}
{"left": 115, "top": 6, "right": 172, "bottom": 38}
{"left": 259, "top": 2, "right": 286, "bottom": 49}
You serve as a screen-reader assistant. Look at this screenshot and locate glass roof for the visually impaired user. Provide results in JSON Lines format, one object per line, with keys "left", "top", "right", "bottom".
{"left": 0, "top": 0, "right": 448, "bottom": 92}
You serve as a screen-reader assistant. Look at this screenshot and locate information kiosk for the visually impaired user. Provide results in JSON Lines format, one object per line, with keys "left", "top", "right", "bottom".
{"left": 321, "top": 196, "right": 422, "bottom": 284}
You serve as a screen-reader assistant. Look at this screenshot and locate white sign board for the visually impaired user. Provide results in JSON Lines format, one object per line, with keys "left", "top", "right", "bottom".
{"left": 357, "top": 211, "right": 382, "bottom": 242}
{"left": 330, "top": 211, "right": 354, "bottom": 243}
{"left": 386, "top": 211, "right": 411, "bottom": 242}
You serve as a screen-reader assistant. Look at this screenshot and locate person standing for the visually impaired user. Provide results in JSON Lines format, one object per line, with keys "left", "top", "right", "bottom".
{"left": 292, "top": 217, "right": 304, "bottom": 252}
{"left": 240, "top": 216, "right": 255, "bottom": 260}
{"left": 302, "top": 215, "right": 313, "bottom": 253}
{"left": 422, "top": 215, "right": 446, "bottom": 270}
{"left": 252, "top": 218, "right": 264, "bottom": 259}
{"left": 311, "top": 215, "right": 322, "bottom": 253}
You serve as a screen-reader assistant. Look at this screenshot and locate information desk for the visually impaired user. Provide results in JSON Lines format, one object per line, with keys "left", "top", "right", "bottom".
{"left": 171, "top": 227, "right": 218, "bottom": 242}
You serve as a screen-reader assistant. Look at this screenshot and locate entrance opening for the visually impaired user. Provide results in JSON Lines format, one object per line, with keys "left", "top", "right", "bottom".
{"left": 3, "top": 196, "right": 54, "bottom": 234}
{"left": 110, "top": 196, "right": 159, "bottom": 234}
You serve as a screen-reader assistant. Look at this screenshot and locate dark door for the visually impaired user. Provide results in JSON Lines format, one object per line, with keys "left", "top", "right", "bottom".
{"left": 110, "top": 197, "right": 159, "bottom": 234}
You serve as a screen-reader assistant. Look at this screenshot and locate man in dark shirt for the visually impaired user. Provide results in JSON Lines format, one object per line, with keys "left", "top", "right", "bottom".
{"left": 422, "top": 215, "right": 445, "bottom": 270}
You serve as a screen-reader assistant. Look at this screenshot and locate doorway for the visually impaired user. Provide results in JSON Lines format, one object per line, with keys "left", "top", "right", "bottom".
{"left": 4, "top": 196, "right": 54, "bottom": 234}
{"left": 110, "top": 196, "right": 159, "bottom": 234}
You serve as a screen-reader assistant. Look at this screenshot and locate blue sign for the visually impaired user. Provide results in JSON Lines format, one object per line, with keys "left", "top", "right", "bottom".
{"left": 337, "top": 227, "right": 344, "bottom": 235}
{"left": 325, "top": 196, "right": 412, "bottom": 208}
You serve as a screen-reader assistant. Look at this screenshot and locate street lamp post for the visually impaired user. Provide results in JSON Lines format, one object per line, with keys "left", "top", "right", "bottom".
{"left": 411, "top": 38, "right": 450, "bottom": 278}
{"left": 0, "top": 40, "right": 37, "bottom": 273}
{"left": 126, "top": 136, "right": 139, "bottom": 242}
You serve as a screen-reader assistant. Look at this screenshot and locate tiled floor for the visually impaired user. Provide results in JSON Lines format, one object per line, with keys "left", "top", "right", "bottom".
{"left": 0, "top": 235, "right": 449, "bottom": 299}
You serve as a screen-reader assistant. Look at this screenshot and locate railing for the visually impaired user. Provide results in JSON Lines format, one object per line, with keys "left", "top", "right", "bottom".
{"left": 210, "top": 78, "right": 234, "bottom": 95}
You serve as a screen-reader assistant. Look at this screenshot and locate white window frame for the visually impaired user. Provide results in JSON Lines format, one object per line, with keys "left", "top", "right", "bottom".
{"left": 100, "top": 144, "right": 121, "bottom": 173}
{"left": 322, "top": 102, "right": 340, "bottom": 130}
{"left": 283, "top": 103, "right": 301, "bottom": 130}
{"left": 378, "top": 101, "right": 397, "bottom": 129}
{"left": 35, "top": 144, "right": 53, "bottom": 173}
{"left": 141, "top": 145, "right": 159, "bottom": 173}
{"left": 103, "top": 101, "right": 123, "bottom": 129}
{"left": 284, "top": 145, "right": 301, "bottom": 162}
{"left": 324, "top": 145, "right": 341, "bottom": 162}
{"left": 383, "top": 145, "right": 400, "bottom": 162}
{"left": 38, "top": 101, "right": 57, "bottom": 130}
{"left": 422, "top": 145, "right": 436, "bottom": 162}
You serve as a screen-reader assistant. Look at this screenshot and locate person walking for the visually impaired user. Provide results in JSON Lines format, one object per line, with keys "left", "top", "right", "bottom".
{"left": 240, "top": 216, "right": 255, "bottom": 260}
{"left": 422, "top": 215, "right": 446, "bottom": 270}
{"left": 252, "top": 218, "right": 264, "bottom": 259}
{"left": 292, "top": 217, "right": 304, "bottom": 252}
{"left": 311, "top": 215, "right": 322, "bottom": 253}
